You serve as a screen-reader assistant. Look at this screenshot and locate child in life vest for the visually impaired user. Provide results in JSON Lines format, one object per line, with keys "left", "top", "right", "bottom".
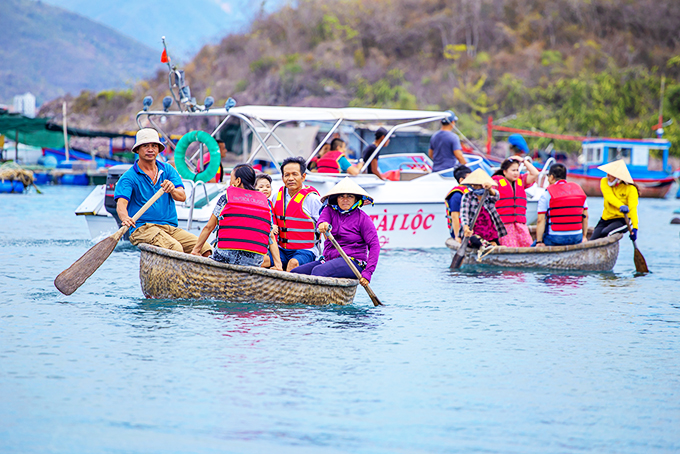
{"left": 459, "top": 169, "right": 507, "bottom": 248}
{"left": 255, "top": 173, "right": 283, "bottom": 270}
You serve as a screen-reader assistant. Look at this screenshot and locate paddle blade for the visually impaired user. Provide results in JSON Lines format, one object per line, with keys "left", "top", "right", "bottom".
{"left": 54, "top": 232, "right": 122, "bottom": 295}
{"left": 450, "top": 252, "right": 465, "bottom": 269}
{"left": 365, "top": 286, "right": 383, "bottom": 306}
{"left": 633, "top": 246, "right": 649, "bottom": 274}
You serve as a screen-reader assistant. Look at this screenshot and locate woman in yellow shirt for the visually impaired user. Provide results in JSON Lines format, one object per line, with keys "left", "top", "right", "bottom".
{"left": 590, "top": 159, "right": 639, "bottom": 241}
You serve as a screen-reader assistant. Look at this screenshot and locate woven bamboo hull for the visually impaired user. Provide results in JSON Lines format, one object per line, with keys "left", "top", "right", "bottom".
{"left": 445, "top": 233, "right": 623, "bottom": 271}
{"left": 138, "top": 244, "right": 358, "bottom": 305}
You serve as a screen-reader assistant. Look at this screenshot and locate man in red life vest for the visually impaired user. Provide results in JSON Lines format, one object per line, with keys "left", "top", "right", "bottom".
{"left": 535, "top": 163, "right": 589, "bottom": 247}
{"left": 316, "top": 138, "right": 360, "bottom": 175}
{"left": 268, "top": 156, "right": 324, "bottom": 271}
{"left": 444, "top": 165, "right": 472, "bottom": 242}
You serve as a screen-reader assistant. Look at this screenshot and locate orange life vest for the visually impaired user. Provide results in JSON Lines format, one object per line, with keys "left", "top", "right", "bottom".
{"left": 217, "top": 186, "right": 272, "bottom": 255}
{"left": 273, "top": 186, "right": 320, "bottom": 249}
{"left": 444, "top": 185, "right": 469, "bottom": 230}
{"left": 546, "top": 180, "right": 587, "bottom": 232}
{"left": 316, "top": 150, "right": 343, "bottom": 173}
{"left": 493, "top": 175, "right": 527, "bottom": 224}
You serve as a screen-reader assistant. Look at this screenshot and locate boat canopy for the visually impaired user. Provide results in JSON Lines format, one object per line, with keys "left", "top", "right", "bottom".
{"left": 581, "top": 138, "right": 672, "bottom": 174}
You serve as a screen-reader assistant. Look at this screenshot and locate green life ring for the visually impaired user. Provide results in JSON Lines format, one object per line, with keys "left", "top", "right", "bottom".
{"left": 174, "top": 130, "right": 221, "bottom": 182}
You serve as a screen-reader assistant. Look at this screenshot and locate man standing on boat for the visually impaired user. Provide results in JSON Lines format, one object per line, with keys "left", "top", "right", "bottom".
{"left": 361, "top": 127, "right": 389, "bottom": 180}
{"left": 114, "top": 128, "right": 212, "bottom": 256}
{"left": 534, "top": 164, "right": 589, "bottom": 247}
{"left": 270, "top": 156, "right": 324, "bottom": 271}
{"left": 428, "top": 110, "right": 467, "bottom": 176}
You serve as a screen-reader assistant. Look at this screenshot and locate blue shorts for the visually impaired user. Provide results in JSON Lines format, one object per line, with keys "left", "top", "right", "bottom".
{"left": 272, "top": 248, "right": 316, "bottom": 269}
{"left": 532, "top": 233, "right": 582, "bottom": 247}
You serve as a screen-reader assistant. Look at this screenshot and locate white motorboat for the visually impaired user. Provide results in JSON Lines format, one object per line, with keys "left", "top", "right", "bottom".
{"left": 75, "top": 55, "right": 543, "bottom": 248}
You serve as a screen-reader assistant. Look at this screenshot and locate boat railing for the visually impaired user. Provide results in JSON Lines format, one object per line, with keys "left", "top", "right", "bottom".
{"left": 536, "top": 157, "right": 556, "bottom": 188}
{"left": 182, "top": 179, "right": 209, "bottom": 230}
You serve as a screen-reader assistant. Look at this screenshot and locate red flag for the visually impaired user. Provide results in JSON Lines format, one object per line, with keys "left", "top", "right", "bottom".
{"left": 161, "top": 49, "right": 169, "bottom": 64}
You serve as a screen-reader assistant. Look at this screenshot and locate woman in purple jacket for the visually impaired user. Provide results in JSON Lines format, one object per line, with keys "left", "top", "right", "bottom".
{"left": 291, "top": 178, "right": 380, "bottom": 286}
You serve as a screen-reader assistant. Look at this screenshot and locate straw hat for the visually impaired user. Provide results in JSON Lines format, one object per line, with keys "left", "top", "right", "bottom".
{"left": 132, "top": 128, "right": 166, "bottom": 153}
{"left": 597, "top": 159, "right": 634, "bottom": 184}
{"left": 320, "top": 177, "right": 374, "bottom": 204}
{"left": 461, "top": 168, "right": 497, "bottom": 187}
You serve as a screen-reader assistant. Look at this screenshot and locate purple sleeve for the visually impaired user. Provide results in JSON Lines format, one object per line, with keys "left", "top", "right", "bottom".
{"left": 360, "top": 212, "right": 380, "bottom": 282}
{"left": 317, "top": 205, "right": 332, "bottom": 227}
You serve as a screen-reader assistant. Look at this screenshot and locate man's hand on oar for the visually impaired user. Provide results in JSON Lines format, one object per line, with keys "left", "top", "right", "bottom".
{"left": 54, "top": 188, "right": 165, "bottom": 295}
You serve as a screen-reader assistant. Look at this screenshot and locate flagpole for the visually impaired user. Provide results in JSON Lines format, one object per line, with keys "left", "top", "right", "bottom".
{"left": 62, "top": 101, "right": 69, "bottom": 162}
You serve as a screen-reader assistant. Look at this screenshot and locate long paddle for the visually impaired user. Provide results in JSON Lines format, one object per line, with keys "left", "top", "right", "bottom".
{"left": 55, "top": 188, "right": 165, "bottom": 295}
{"left": 623, "top": 213, "right": 649, "bottom": 274}
{"left": 323, "top": 229, "right": 383, "bottom": 306}
{"left": 451, "top": 189, "right": 489, "bottom": 269}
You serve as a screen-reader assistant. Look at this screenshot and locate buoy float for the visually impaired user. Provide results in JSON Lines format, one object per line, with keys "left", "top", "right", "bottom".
{"left": 174, "top": 130, "right": 221, "bottom": 182}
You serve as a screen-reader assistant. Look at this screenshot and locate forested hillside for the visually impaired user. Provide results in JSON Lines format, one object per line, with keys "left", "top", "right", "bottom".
{"left": 1, "top": 0, "right": 161, "bottom": 104}
{"left": 40, "top": 0, "right": 680, "bottom": 154}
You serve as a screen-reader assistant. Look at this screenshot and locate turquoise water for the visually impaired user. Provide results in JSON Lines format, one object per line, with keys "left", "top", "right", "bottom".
{"left": 1, "top": 186, "right": 679, "bottom": 453}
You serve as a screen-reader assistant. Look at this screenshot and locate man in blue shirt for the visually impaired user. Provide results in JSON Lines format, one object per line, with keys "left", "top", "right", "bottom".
{"left": 114, "top": 128, "right": 212, "bottom": 256}
{"left": 428, "top": 110, "right": 467, "bottom": 177}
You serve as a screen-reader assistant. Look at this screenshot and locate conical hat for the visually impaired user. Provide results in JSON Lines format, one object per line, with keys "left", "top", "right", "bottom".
{"left": 321, "top": 177, "right": 374, "bottom": 204}
{"left": 597, "top": 159, "right": 634, "bottom": 184}
{"left": 461, "top": 168, "right": 497, "bottom": 186}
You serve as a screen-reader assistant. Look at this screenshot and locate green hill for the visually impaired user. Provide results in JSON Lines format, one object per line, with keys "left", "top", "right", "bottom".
{"left": 0, "top": 0, "right": 160, "bottom": 105}
{"left": 38, "top": 0, "right": 680, "bottom": 155}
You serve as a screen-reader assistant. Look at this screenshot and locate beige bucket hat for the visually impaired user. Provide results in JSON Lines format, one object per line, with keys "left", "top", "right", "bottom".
{"left": 597, "top": 159, "right": 634, "bottom": 184}
{"left": 321, "top": 177, "right": 374, "bottom": 204}
{"left": 462, "top": 168, "right": 497, "bottom": 187}
{"left": 132, "top": 128, "right": 166, "bottom": 153}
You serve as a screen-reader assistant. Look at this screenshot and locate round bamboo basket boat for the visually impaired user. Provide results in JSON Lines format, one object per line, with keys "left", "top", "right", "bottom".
{"left": 138, "top": 244, "right": 359, "bottom": 305}
{"left": 446, "top": 230, "right": 623, "bottom": 271}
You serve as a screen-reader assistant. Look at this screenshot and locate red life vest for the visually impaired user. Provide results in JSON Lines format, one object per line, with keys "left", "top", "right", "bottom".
{"left": 546, "top": 180, "right": 587, "bottom": 232}
{"left": 316, "top": 150, "right": 343, "bottom": 173}
{"left": 493, "top": 175, "right": 527, "bottom": 224}
{"left": 444, "top": 185, "right": 468, "bottom": 230}
{"left": 216, "top": 186, "right": 272, "bottom": 255}
{"left": 273, "top": 185, "right": 320, "bottom": 250}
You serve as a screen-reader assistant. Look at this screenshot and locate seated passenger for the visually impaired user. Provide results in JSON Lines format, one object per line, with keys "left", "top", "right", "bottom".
{"left": 361, "top": 127, "right": 389, "bottom": 180}
{"left": 292, "top": 177, "right": 379, "bottom": 287}
{"left": 459, "top": 169, "right": 507, "bottom": 248}
{"left": 444, "top": 165, "right": 472, "bottom": 243}
{"left": 316, "top": 138, "right": 360, "bottom": 175}
{"left": 255, "top": 173, "right": 283, "bottom": 270}
{"left": 270, "top": 157, "right": 324, "bottom": 271}
{"left": 492, "top": 156, "right": 539, "bottom": 247}
{"left": 190, "top": 164, "right": 276, "bottom": 267}
{"left": 590, "top": 159, "right": 639, "bottom": 241}
{"left": 534, "top": 163, "right": 588, "bottom": 247}
{"left": 308, "top": 142, "right": 330, "bottom": 172}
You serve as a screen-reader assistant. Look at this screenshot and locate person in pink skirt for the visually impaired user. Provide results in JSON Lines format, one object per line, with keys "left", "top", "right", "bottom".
{"left": 492, "top": 155, "right": 539, "bottom": 247}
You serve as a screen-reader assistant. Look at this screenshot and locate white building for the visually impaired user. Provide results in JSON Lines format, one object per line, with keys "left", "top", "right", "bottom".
{"left": 13, "top": 93, "right": 36, "bottom": 118}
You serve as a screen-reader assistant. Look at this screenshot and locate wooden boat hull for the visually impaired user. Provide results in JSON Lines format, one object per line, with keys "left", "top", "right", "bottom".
{"left": 138, "top": 244, "right": 358, "bottom": 305}
{"left": 567, "top": 173, "right": 674, "bottom": 198}
{"left": 445, "top": 233, "right": 623, "bottom": 271}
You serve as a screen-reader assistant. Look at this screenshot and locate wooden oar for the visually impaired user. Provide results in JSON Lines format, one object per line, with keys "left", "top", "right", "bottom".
{"left": 54, "top": 188, "right": 165, "bottom": 295}
{"left": 323, "top": 230, "right": 383, "bottom": 306}
{"left": 623, "top": 213, "right": 649, "bottom": 274}
{"left": 451, "top": 189, "right": 489, "bottom": 269}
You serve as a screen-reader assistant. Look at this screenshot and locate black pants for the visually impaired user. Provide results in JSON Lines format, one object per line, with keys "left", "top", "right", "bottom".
{"left": 590, "top": 217, "right": 627, "bottom": 240}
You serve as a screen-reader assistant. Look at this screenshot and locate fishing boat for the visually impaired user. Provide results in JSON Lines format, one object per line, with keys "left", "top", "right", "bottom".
{"left": 445, "top": 228, "right": 623, "bottom": 271}
{"left": 138, "top": 244, "right": 358, "bottom": 305}
{"left": 568, "top": 139, "right": 674, "bottom": 198}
